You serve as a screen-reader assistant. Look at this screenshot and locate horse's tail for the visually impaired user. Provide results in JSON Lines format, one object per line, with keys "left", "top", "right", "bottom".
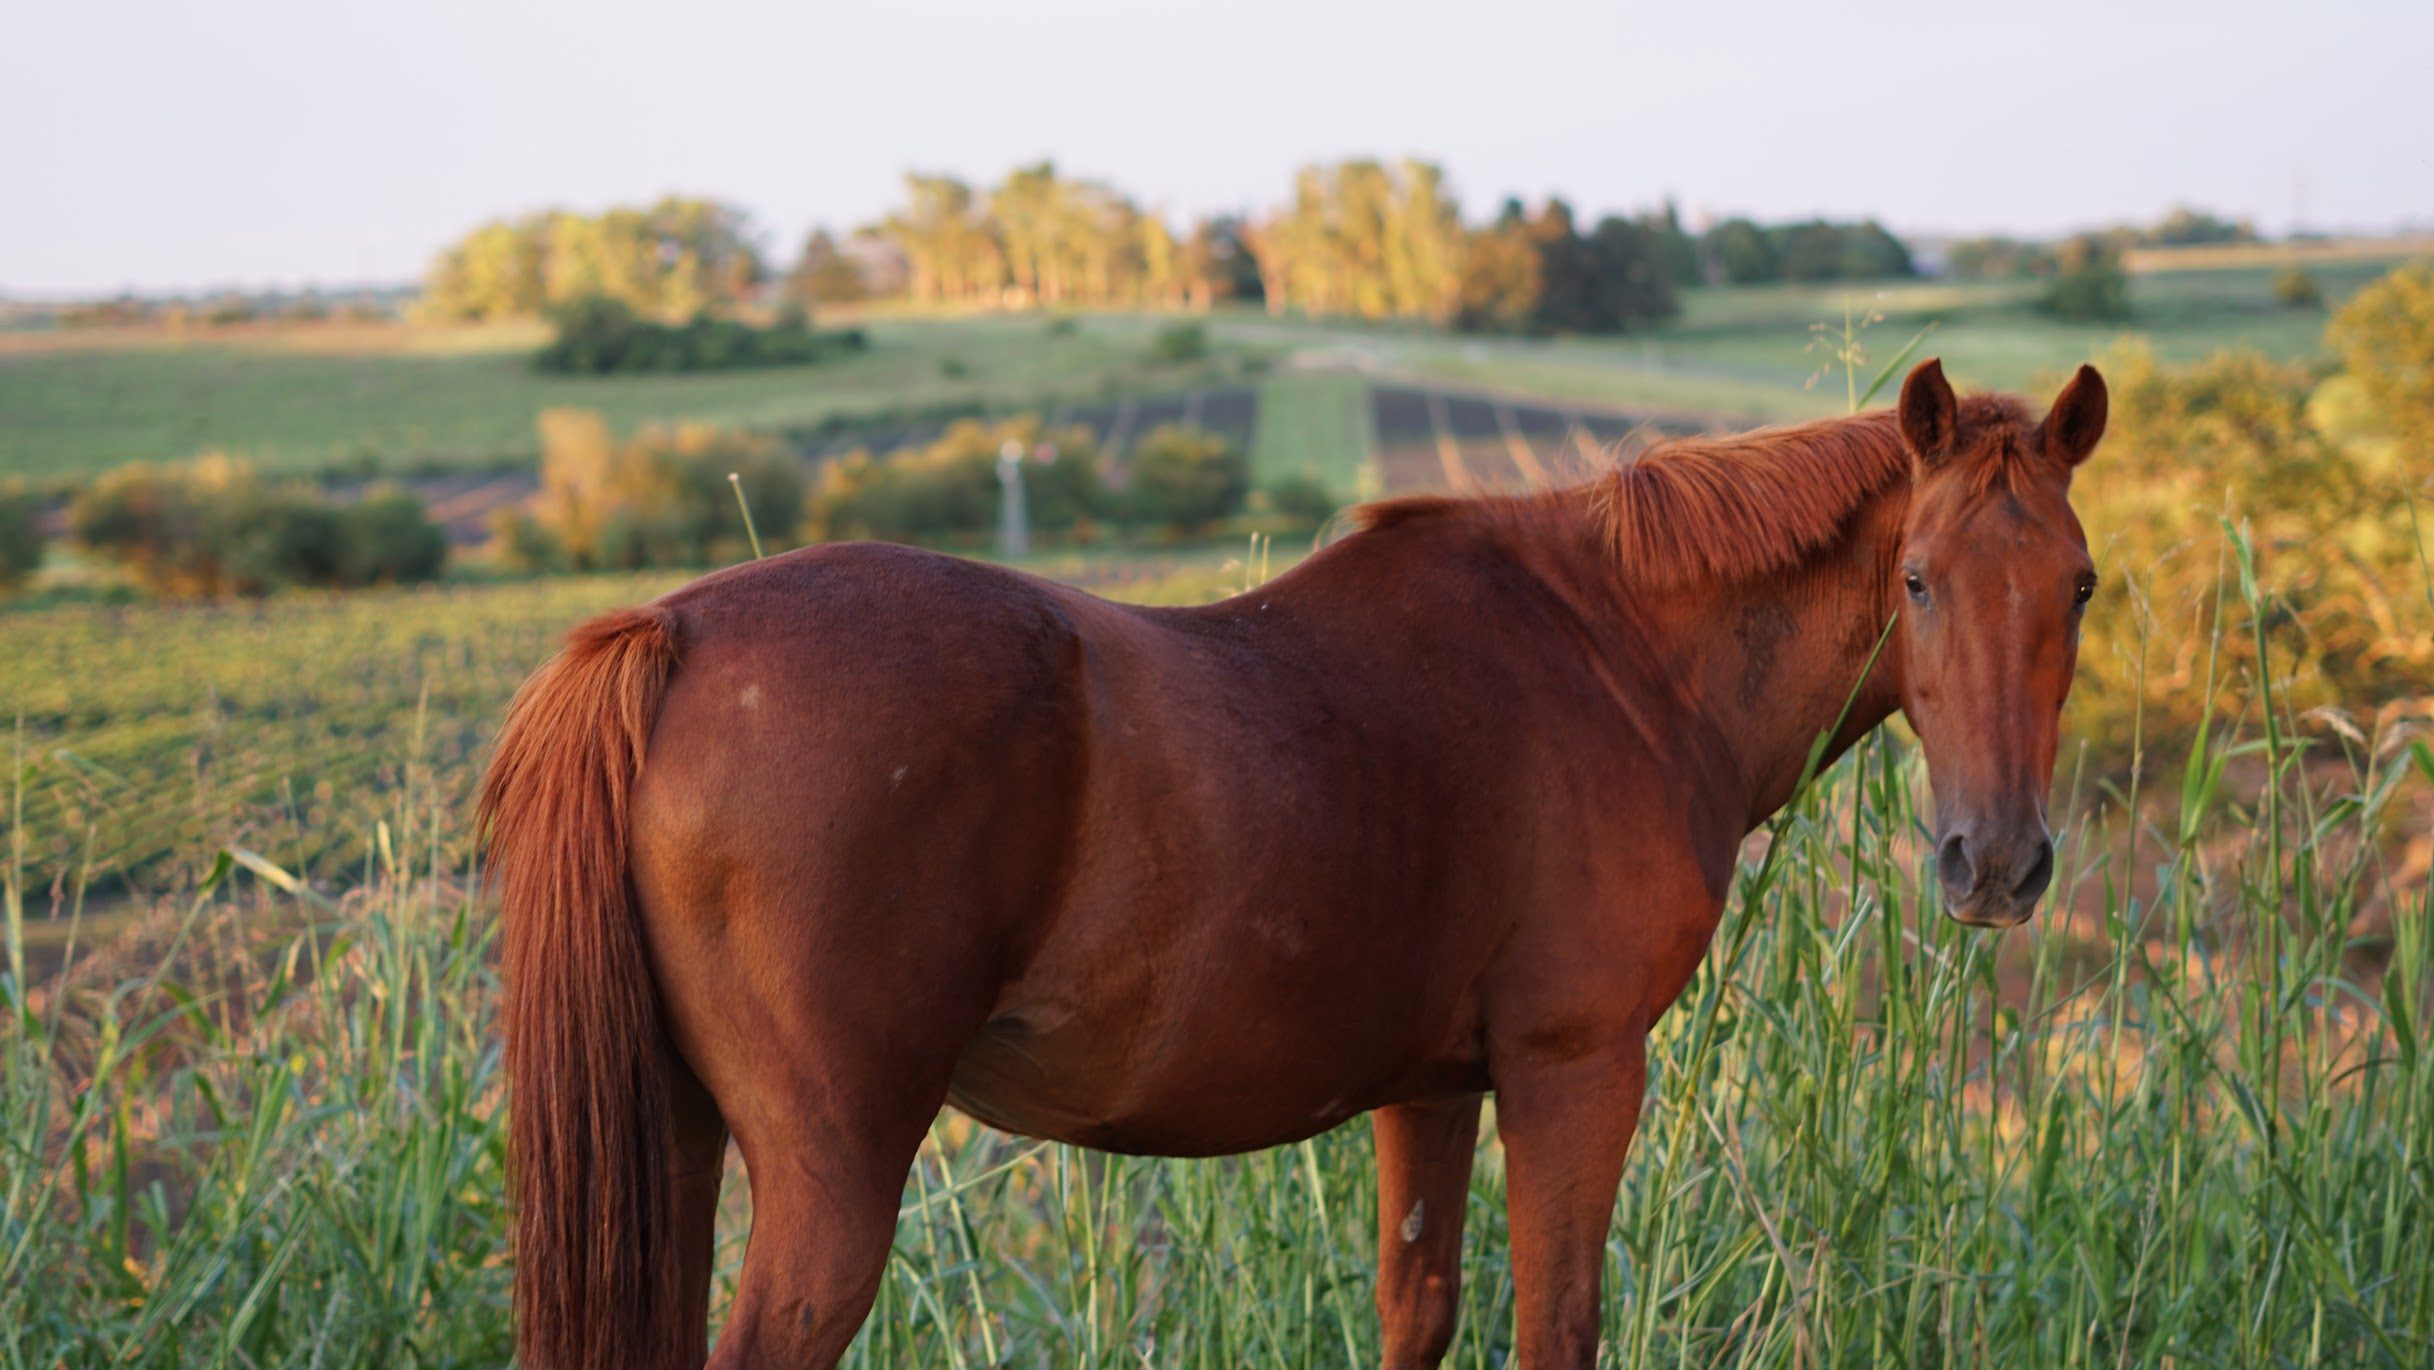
{"left": 478, "top": 605, "right": 687, "bottom": 1370}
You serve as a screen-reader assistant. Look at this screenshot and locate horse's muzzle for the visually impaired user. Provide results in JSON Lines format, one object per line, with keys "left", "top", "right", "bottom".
{"left": 1935, "top": 821, "right": 2054, "bottom": 928}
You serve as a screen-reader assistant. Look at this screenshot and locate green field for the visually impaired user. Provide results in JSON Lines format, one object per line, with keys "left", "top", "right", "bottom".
{"left": 1250, "top": 370, "right": 1376, "bottom": 495}
{"left": 2, "top": 259, "right": 2410, "bottom": 485}
{"left": 1235, "top": 261, "right": 2409, "bottom": 424}
{"left": 0, "top": 315, "right": 1259, "bottom": 481}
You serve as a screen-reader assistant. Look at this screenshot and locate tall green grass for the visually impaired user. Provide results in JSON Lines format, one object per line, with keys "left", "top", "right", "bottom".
{"left": 5, "top": 527, "right": 2430, "bottom": 1366}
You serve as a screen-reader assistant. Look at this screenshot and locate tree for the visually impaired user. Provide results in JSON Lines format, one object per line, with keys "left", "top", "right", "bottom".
{"left": 1456, "top": 200, "right": 1543, "bottom": 334}
{"left": 1250, "top": 159, "right": 1467, "bottom": 324}
{"left": 1526, "top": 200, "right": 1596, "bottom": 334}
{"left": 885, "top": 175, "right": 1004, "bottom": 304}
{"left": 1707, "top": 219, "right": 1777, "bottom": 284}
{"left": 2146, "top": 206, "right": 2255, "bottom": 246}
{"left": 424, "top": 198, "right": 767, "bottom": 321}
{"left": 1836, "top": 221, "right": 1915, "bottom": 279}
{"left": 788, "top": 229, "right": 867, "bottom": 305}
{"left": 1453, "top": 197, "right": 1682, "bottom": 336}
{"left": 1584, "top": 215, "right": 1680, "bottom": 331}
{"left": 1641, "top": 201, "right": 1702, "bottom": 290}
{"left": 1182, "top": 216, "right": 1263, "bottom": 309}
{"left": 1384, "top": 161, "right": 1467, "bottom": 323}
{"left": 423, "top": 218, "right": 545, "bottom": 320}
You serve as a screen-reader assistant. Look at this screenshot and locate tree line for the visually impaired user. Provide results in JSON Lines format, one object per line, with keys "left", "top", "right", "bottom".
{"left": 422, "top": 197, "right": 764, "bottom": 322}
{"left": 422, "top": 160, "right": 1926, "bottom": 338}
{"left": 819, "top": 159, "right": 1916, "bottom": 335}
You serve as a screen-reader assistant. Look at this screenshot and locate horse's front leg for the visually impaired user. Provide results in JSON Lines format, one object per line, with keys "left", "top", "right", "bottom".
{"left": 1495, "top": 1032, "right": 1648, "bottom": 1369}
{"left": 1370, "top": 1093, "right": 1484, "bottom": 1369}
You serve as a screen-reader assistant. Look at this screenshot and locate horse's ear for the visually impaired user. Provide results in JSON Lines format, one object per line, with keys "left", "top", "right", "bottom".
{"left": 2041, "top": 363, "right": 2107, "bottom": 468}
{"left": 1899, "top": 358, "right": 1959, "bottom": 466}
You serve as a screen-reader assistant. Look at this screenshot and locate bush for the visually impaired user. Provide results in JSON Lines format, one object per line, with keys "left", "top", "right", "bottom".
{"left": 490, "top": 509, "right": 567, "bottom": 574}
{"left": 2272, "top": 266, "right": 2323, "bottom": 310}
{"left": 69, "top": 457, "right": 447, "bottom": 596}
{"left": 2040, "top": 235, "right": 2131, "bottom": 322}
{"left": 1148, "top": 322, "right": 1207, "bottom": 364}
{"left": 522, "top": 410, "right": 806, "bottom": 570}
{"left": 2069, "top": 341, "right": 2429, "bottom": 760}
{"left": 808, "top": 417, "right": 1104, "bottom": 544}
{"left": 530, "top": 295, "right": 840, "bottom": 375}
{"left": 1124, "top": 424, "right": 1248, "bottom": 532}
{"left": 1252, "top": 474, "right": 1340, "bottom": 530}
{"left": 338, "top": 487, "right": 451, "bottom": 584}
{"left": 2325, "top": 260, "right": 2434, "bottom": 453}
{"left": 0, "top": 487, "right": 45, "bottom": 591}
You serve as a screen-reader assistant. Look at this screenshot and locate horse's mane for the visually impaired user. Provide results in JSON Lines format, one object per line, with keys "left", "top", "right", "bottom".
{"left": 1358, "top": 395, "right": 2038, "bottom": 589}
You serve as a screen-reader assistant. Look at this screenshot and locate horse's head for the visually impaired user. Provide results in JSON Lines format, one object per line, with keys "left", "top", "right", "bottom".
{"left": 1891, "top": 358, "right": 2106, "bottom": 928}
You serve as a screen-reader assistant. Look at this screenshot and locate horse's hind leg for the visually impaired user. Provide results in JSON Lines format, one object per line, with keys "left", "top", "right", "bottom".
{"left": 1371, "top": 1094, "right": 1484, "bottom": 1370}
{"left": 668, "top": 1049, "right": 732, "bottom": 1363}
{"left": 694, "top": 998, "right": 969, "bottom": 1370}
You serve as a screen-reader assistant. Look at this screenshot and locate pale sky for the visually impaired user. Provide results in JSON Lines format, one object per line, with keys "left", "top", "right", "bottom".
{"left": 4, "top": 0, "right": 2428, "bottom": 297}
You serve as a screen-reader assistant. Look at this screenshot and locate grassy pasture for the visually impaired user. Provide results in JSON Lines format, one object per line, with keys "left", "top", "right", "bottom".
{"left": 1250, "top": 370, "right": 1376, "bottom": 495}
{"left": 4, "top": 256, "right": 2413, "bottom": 486}
{"left": 4, "top": 526, "right": 2432, "bottom": 1366}
{"left": 1260, "top": 261, "right": 2411, "bottom": 425}
{"left": 0, "top": 315, "right": 1256, "bottom": 482}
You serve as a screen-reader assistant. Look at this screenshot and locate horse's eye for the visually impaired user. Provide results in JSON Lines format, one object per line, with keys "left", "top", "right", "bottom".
{"left": 1903, "top": 570, "right": 1928, "bottom": 601}
{"left": 2073, "top": 575, "right": 2097, "bottom": 608}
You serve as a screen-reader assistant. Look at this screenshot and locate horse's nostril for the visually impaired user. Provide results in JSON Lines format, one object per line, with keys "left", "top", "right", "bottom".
{"left": 2013, "top": 838, "right": 2055, "bottom": 904}
{"left": 1937, "top": 833, "right": 1973, "bottom": 895}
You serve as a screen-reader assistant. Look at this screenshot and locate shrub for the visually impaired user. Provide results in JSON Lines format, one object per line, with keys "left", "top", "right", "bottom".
{"left": 530, "top": 295, "right": 840, "bottom": 375}
{"left": 1148, "top": 322, "right": 1207, "bottom": 364}
{"left": 2070, "top": 341, "right": 2428, "bottom": 758}
{"left": 1124, "top": 424, "right": 1248, "bottom": 532}
{"left": 2325, "top": 260, "right": 2434, "bottom": 454}
{"left": 490, "top": 509, "right": 567, "bottom": 574}
{"left": 338, "top": 487, "right": 451, "bottom": 584}
{"left": 2271, "top": 266, "right": 2323, "bottom": 310}
{"left": 212, "top": 486, "right": 341, "bottom": 593}
{"left": 68, "top": 458, "right": 446, "bottom": 596}
{"left": 1252, "top": 474, "right": 1339, "bottom": 529}
{"left": 2040, "top": 235, "right": 2131, "bottom": 322}
{"left": 807, "top": 417, "right": 1105, "bottom": 545}
{"left": 522, "top": 410, "right": 805, "bottom": 570}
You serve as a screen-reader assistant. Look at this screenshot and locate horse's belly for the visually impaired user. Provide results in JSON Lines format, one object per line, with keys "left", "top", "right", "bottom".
{"left": 943, "top": 1000, "right": 1484, "bottom": 1158}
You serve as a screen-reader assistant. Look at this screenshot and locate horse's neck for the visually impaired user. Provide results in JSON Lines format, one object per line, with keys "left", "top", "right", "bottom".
{"left": 1519, "top": 480, "right": 1905, "bottom": 832}
{"left": 1699, "top": 486, "right": 1908, "bottom": 830}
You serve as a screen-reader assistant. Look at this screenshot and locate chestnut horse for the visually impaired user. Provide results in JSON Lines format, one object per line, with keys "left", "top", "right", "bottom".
{"left": 479, "top": 358, "right": 2108, "bottom": 1368}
